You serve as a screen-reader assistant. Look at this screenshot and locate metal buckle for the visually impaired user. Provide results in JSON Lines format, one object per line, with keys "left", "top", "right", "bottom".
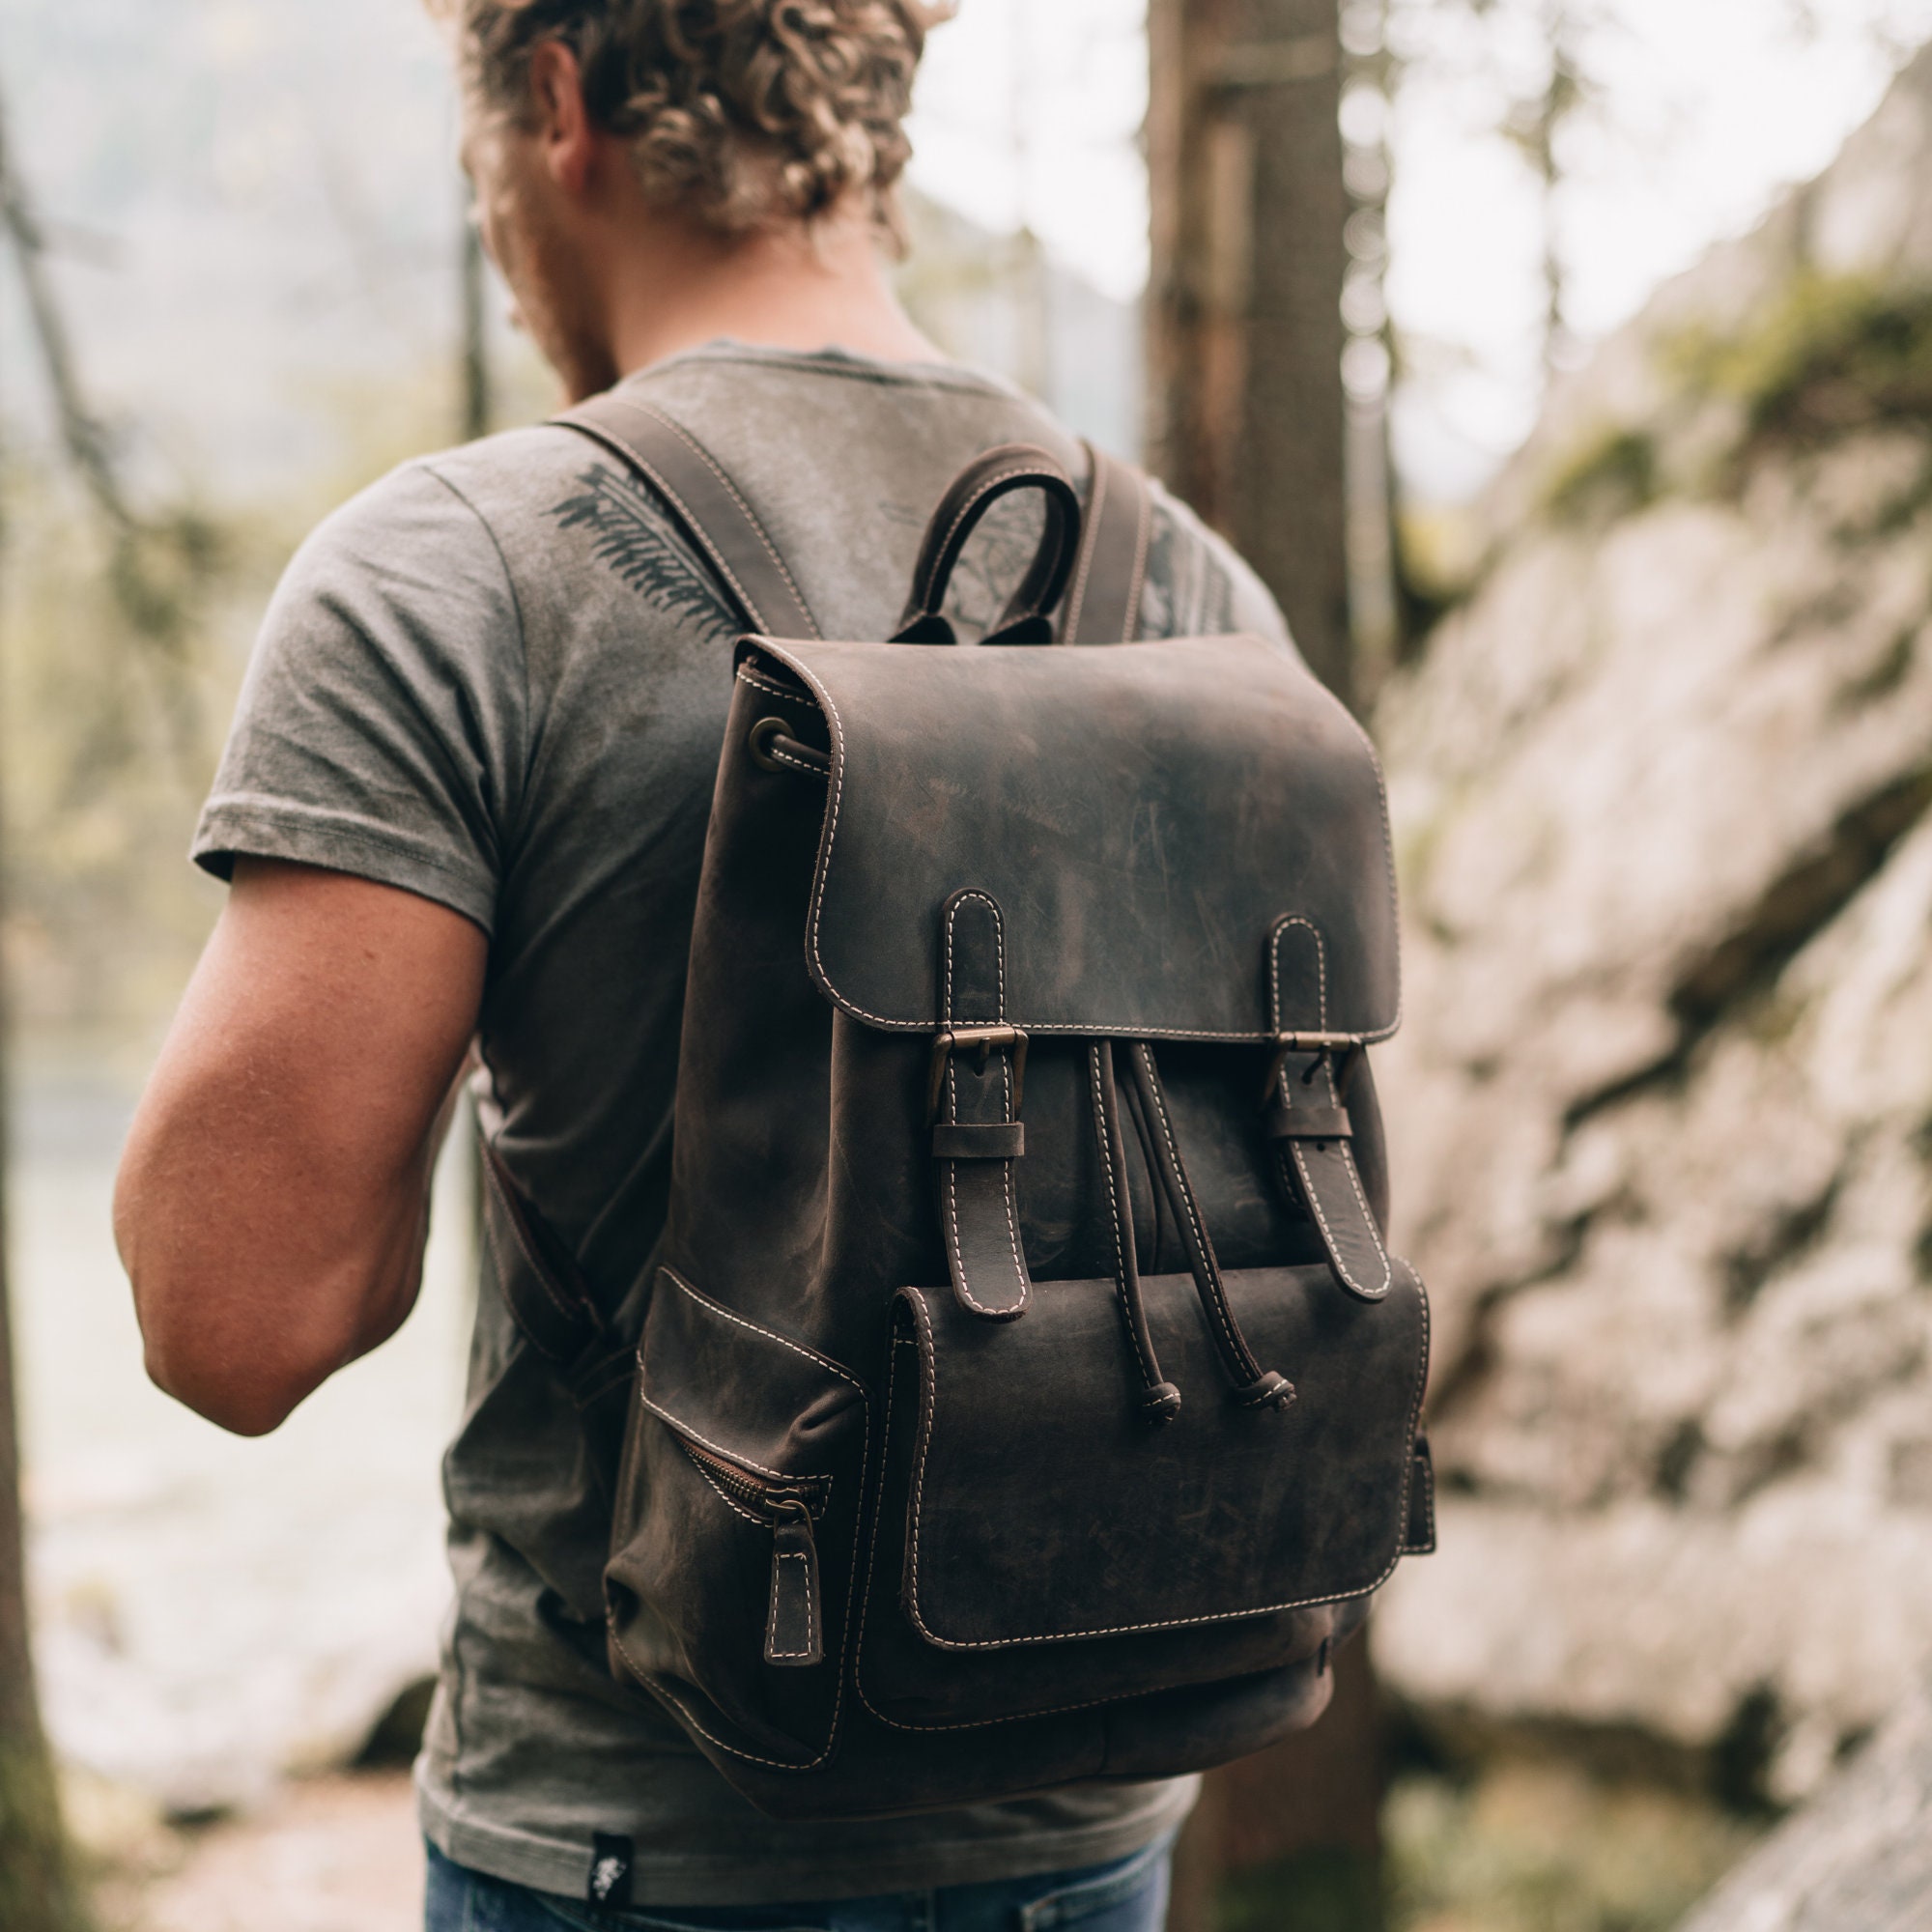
{"left": 1262, "top": 1031, "right": 1362, "bottom": 1105}
{"left": 927, "top": 1025, "right": 1030, "bottom": 1123}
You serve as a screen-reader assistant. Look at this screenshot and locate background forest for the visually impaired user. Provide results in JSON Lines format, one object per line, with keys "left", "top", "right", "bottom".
{"left": 4, "top": 2, "right": 1932, "bottom": 1930}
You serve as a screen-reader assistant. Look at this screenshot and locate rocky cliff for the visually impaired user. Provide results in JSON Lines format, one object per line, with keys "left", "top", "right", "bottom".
{"left": 1370, "top": 46, "right": 1932, "bottom": 1810}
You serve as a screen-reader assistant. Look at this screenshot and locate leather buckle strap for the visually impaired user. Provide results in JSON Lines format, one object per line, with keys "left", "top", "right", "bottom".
{"left": 931, "top": 1122, "right": 1026, "bottom": 1160}
{"left": 1260, "top": 1030, "right": 1361, "bottom": 1106}
{"left": 931, "top": 890, "right": 1033, "bottom": 1322}
{"left": 552, "top": 392, "right": 821, "bottom": 641}
{"left": 925, "top": 1025, "right": 1029, "bottom": 1122}
{"left": 1266, "top": 918, "right": 1393, "bottom": 1304}
{"left": 1060, "top": 442, "right": 1152, "bottom": 645}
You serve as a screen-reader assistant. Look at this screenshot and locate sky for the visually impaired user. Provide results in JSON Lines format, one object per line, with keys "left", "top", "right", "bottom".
{"left": 903, "top": 0, "right": 1932, "bottom": 495}
{"left": 4, "top": 0, "right": 1931, "bottom": 505}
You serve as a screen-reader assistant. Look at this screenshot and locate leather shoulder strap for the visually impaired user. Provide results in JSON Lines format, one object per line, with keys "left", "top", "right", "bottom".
{"left": 1060, "top": 441, "right": 1152, "bottom": 644}
{"left": 554, "top": 389, "right": 822, "bottom": 640}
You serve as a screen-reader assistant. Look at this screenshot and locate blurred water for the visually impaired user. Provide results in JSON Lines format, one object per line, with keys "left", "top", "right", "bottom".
{"left": 12, "top": 1064, "right": 472, "bottom": 1814}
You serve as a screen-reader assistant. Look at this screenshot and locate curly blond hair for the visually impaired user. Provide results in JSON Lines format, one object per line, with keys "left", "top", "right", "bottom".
{"left": 432, "top": 0, "right": 945, "bottom": 242}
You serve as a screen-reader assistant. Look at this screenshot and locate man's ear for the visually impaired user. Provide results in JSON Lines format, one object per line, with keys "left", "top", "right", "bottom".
{"left": 527, "top": 40, "right": 597, "bottom": 196}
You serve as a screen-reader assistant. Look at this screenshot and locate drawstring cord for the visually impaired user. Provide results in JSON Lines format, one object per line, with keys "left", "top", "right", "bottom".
{"left": 1125, "top": 1042, "right": 1295, "bottom": 1412}
{"left": 1089, "top": 1042, "right": 1183, "bottom": 1427}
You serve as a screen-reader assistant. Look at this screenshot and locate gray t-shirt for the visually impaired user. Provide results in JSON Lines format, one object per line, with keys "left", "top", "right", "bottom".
{"left": 193, "top": 343, "right": 1291, "bottom": 1907}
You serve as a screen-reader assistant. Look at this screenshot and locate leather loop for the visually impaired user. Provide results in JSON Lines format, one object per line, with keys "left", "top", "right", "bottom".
{"left": 931, "top": 1122, "right": 1025, "bottom": 1160}
{"left": 553, "top": 392, "right": 821, "bottom": 640}
{"left": 933, "top": 890, "right": 1032, "bottom": 1321}
{"left": 1266, "top": 918, "right": 1394, "bottom": 1304}
{"left": 893, "top": 444, "right": 1082, "bottom": 644}
{"left": 1264, "top": 1102, "right": 1352, "bottom": 1141}
{"left": 1060, "top": 442, "right": 1153, "bottom": 645}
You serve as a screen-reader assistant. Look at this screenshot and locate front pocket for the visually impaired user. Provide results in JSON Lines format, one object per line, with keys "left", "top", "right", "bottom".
{"left": 858, "top": 1263, "right": 1427, "bottom": 1729}
{"left": 605, "top": 1267, "right": 868, "bottom": 1767}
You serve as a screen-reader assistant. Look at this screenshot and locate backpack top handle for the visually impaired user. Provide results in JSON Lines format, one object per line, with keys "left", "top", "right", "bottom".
{"left": 892, "top": 443, "right": 1083, "bottom": 645}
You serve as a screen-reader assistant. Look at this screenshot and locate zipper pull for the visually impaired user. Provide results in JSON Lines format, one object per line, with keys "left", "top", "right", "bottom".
{"left": 764, "top": 1499, "right": 824, "bottom": 1668}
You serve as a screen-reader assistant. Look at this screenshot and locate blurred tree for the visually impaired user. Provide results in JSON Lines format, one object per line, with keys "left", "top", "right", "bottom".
{"left": 461, "top": 206, "right": 493, "bottom": 444}
{"left": 0, "top": 86, "right": 99, "bottom": 1932}
{"left": 0, "top": 74, "right": 219, "bottom": 1929}
{"left": 1148, "top": 0, "right": 1355, "bottom": 709}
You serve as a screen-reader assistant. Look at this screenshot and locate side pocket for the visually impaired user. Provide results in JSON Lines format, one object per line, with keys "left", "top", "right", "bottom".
{"left": 604, "top": 1267, "right": 868, "bottom": 1770}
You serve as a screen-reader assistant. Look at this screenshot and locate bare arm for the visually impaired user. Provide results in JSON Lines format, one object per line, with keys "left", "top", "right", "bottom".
{"left": 115, "top": 857, "right": 488, "bottom": 1435}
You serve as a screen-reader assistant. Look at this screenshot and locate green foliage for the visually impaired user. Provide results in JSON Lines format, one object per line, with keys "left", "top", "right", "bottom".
{"left": 1542, "top": 428, "right": 1659, "bottom": 525}
{"left": 1682, "top": 275, "right": 1932, "bottom": 463}
{"left": 0, "top": 462, "right": 242, "bottom": 1040}
{"left": 0, "top": 1735, "right": 91, "bottom": 1932}
{"left": 1380, "top": 1762, "right": 1762, "bottom": 1932}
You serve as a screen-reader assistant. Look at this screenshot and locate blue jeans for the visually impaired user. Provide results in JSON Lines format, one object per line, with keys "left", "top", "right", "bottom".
{"left": 424, "top": 1836, "right": 1173, "bottom": 1932}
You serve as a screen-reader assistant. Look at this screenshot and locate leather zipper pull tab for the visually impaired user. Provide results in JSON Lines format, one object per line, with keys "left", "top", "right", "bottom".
{"left": 764, "top": 1500, "right": 824, "bottom": 1668}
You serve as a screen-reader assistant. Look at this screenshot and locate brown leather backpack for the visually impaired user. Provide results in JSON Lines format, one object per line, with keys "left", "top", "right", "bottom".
{"left": 478, "top": 392, "right": 1434, "bottom": 1821}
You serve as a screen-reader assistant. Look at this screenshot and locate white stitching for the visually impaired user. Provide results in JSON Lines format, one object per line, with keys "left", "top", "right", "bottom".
{"left": 1090, "top": 1044, "right": 1159, "bottom": 1387}
{"left": 656, "top": 1266, "right": 865, "bottom": 1388}
{"left": 943, "top": 890, "right": 1005, "bottom": 1025}
{"left": 760, "top": 638, "right": 1403, "bottom": 1041}
{"left": 896, "top": 1267, "right": 1434, "bottom": 1649}
{"left": 938, "top": 895, "right": 1028, "bottom": 1317}
{"left": 1268, "top": 914, "right": 1328, "bottom": 1035}
{"left": 607, "top": 1274, "right": 871, "bottom": 1775}
{"left": 767, "top": 1551, "right": 814, "bottom": 1660}
{"left": 607, "top": 446, "right": 765, "bottom": 629}
{"left": 923, "top": 465, "right": 1057, "bottom": 622}
{"left": 1291, "top": 1142, "right": 1392, "bottom": 1299}
{"left": 683, "top": 1449, "right": 767, "bottom": 1525}
{"left": 640, "top": 1394, "right": 814, "bottom": 1486}
{"left": 764, "top": 740, "right": 827, "bottom": 779}
{"left": 609, "top": 1623, "right": 824, "bottom": 1773}
{"left": 610, "top": 397, "right": 821, "bottom": 638}
{"left": 735, "top": 665, "right": 822, "bottom": 709}
{"left": 849, "top": 1311, "right": 1126, "bottom": 1733}
{"left": 759, "top": 637, "right": 1405, "bottom": 1042}
{"left": 1269, "top": 919, "right": 1392, "bottom": 1300}
{"left": 1131, "top": 1044, "right": 1253, "bottom": 1375}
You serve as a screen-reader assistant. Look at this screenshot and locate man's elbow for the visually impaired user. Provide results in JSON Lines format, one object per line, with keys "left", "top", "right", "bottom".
{"left": 137, "top": 1310, "right": 314, "bottom": 1437}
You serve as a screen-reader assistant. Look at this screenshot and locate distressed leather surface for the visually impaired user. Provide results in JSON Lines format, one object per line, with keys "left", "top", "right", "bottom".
{"left": 544, "top": 434, "right": 1433, "bottom": 1821}
{"left": 892, "top": 1263, "right": 1427, "bottom": 1650}
{"left": 747, "top": 634, "right": 1401, "bottom": 1040}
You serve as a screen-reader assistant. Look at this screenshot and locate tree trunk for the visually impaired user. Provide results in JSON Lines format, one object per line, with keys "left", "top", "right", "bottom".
{"left": 0, "top": 709, "right": 86, "bottom": 1932}
{"left": 0, "top": 84, "right": 90, "bottom": 1918}
{"left": 1147, "top": 0, "right": 1353, "bottom": 708}
{"left": 460, "top": 209, "right": 492, "bottom": 444}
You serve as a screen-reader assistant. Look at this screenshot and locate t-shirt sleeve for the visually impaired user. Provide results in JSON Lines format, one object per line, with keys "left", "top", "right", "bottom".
{"left": 192, "top": 461, "right": 528, "bottom": 934}
{"left": 1141, "top": 480, "right": 1304, "bottom": 664}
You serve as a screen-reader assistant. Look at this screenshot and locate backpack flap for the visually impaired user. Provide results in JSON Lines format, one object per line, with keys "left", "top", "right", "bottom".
{"left": 742, "top": 632, "right": 1399, "bottom": 1044}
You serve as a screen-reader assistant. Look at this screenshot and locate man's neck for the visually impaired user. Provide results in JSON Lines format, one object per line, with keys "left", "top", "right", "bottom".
{"left": 596, "top": 208, "right": 942, "bottom": 391}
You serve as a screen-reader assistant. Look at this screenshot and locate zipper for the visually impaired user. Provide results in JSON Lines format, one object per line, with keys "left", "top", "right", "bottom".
{"left": 661, "top": 1420, "right": 828, "bottom": 1669}
{"left": 674, "top": 1431, "right": 830, "bottom": 1521}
